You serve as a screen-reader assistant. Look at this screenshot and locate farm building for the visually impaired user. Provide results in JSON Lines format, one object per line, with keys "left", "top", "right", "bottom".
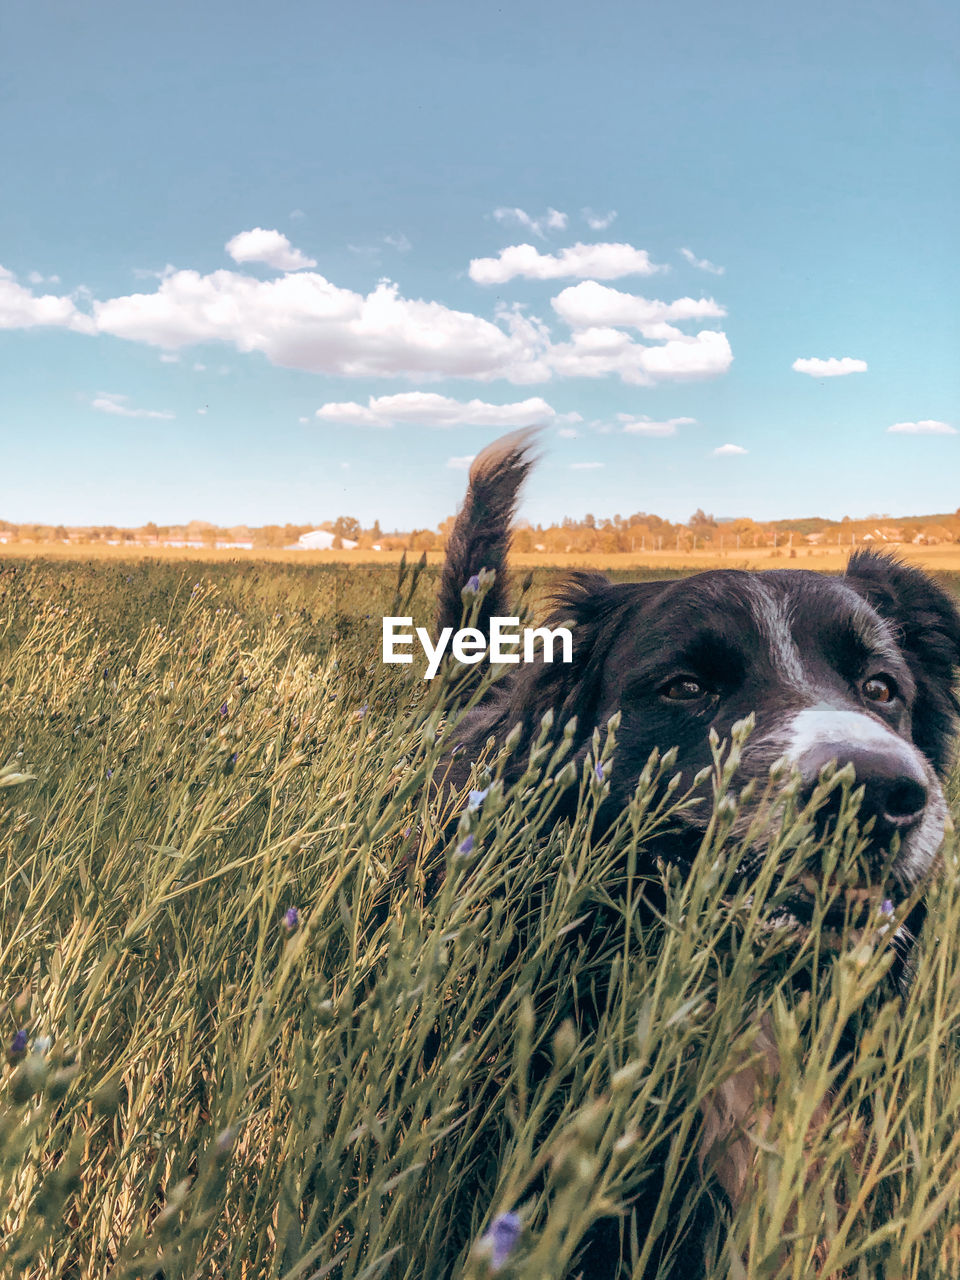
{"left": 289, "top": 529, "right": 358, "bottom": 550}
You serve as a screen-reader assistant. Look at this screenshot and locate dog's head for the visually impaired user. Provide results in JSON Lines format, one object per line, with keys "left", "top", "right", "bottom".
{"left": 504, "top": 551, "right": 960, "bottom": 910}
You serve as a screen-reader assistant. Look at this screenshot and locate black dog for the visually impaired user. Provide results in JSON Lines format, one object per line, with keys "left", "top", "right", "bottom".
{"left": 437, "top": 429, "right": 960, "bottom": 1275}
{"left": 440, "top": 428, "right": 959, "bottom": 927}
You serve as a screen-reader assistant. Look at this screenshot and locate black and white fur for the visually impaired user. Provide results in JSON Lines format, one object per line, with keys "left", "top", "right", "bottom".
{"left": 440, "top": 430, "right": 960, "bottom": 916}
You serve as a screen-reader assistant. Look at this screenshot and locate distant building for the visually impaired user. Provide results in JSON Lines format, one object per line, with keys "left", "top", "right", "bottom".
{"left": 289, "top": 529, "right": 358, "bottom": 551}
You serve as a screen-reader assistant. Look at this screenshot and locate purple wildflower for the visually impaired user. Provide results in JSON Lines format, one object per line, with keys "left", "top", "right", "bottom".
{"left": 465, "top": 574, "right": 481, "bottom": 593}
{"left": 284, "top": 907, "right": 299, "bottom": 932}
{"left": 457, "top": 834, "right": 475, "bottom": 856}
{"left": 595, "top": 760, "right": 605, "bottom": 782}
{"left": 881, "top": 899, "right": 894, "bottom": 917}
{"left": 481, "top": 1212, "right": 522, "bottom": 1271}
{"left": 220, "top": 703, "right": 229, "bottom": 717}
{"left": 106, "top": 769, "right": 113, "bottom": 779}
{"left": 9, "top": 1029, "right": 28, "bottom": 1059}
{"left": 467, "top": 787, "right": 489, "bottom": 811}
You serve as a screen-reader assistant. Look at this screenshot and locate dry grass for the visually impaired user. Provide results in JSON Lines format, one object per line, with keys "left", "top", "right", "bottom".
{"left": 5, "top": 542, "right": 960, "bottom": 574}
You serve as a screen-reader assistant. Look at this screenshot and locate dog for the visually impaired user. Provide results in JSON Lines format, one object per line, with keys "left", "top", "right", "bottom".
{"left": 436, "top": 428, "right": 960, "bottom": 1275}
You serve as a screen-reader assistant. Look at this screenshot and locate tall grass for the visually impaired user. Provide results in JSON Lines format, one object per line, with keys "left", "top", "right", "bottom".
{"left": 1, "top": 558, "right": 959, "bottom": 1279}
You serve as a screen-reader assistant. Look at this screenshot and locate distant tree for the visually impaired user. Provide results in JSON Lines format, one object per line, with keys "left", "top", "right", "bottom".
{"left": 333, "top": 516, "right": 361, "bottom": 542}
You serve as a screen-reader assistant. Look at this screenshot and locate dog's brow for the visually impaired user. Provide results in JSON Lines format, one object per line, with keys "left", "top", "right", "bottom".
{"left": 746, "top": 582, "right": 807, "bottom": 690}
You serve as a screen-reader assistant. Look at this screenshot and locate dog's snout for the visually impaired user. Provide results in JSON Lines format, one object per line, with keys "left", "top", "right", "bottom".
{"left": 800, "top": 743, "right": 929, "bottom": 841}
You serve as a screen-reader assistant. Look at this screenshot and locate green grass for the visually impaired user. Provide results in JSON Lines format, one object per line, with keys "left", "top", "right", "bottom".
{"left": 2, "top": 558, "right": 960, "bottom": 1280}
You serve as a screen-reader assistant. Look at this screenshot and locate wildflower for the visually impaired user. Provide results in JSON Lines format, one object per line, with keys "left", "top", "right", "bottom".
{"left": 457, "top": 834, "right": 475, "bottom": 856}
{"left": 402, "top": 826, "right": 412, "bottom": 838}
{"left": 106, "top": 769, "right": 113, "bottom": 779}
{"left": 220, "top": 703, "right": 229, "bottom": 717}
{"left": 595, "top": 760, "right": 605, "bottom": 782}
{"left": 8, "top": 1029, "right": 28, "bottom": 1062}
{"left": 467, "top": 787, "right": 489, "bottom": 811}
{"left": 283, "top": 907, "right": 299, "bottom": 932}
{"left": 881, "top": 899, "right": 894, "bottom": 917}
{"left": 479, "top": 1212, "right": 522, "bottom": 1272}
{"left": 352, "top": 703, "right": 368, "bottom": 722}
{"left": 464, "top": 574, "right": 481, "bottom": 593}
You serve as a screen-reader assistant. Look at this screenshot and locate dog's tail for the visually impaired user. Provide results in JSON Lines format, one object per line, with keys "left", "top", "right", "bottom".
{"left": 437, "top": 428, "right": 539, "bottom": 635}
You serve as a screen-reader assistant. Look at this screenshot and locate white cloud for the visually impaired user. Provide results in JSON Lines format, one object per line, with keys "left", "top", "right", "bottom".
{"left": 557, "top": 427, "right": 579, "bottom": 438}
{"left": 197, "top": 407, "right": 208, "bottom": 415}
{"left": 447, "top": 454, "right": 476, "bottom": 470}
{"left": 92, "top": 270, "right": 543, "bottom": 381}
{"left": 680, "top": 247, "right": 725, "bottom": 275}
{"left": 492, "top": 207, "right": 568, "bottom": 239}
{"left": 582, "top": 208, "right": 617, "bottom": 231}
{"left": 159, "top": 353, "right": 180, "bottom": 363}
{"left": 383, "top": 232, "right": 412, "bottom": 252}
{"left": 193, "top": 362, "right": 206, "bottom": 372}
{"left": 27, "top": 270, "right": 61, "bottom": 285}
{"left": 546, "top": 327, "right": 732, "bottom": 384}
{"left": 792, "top": 356, "right": 868, "bottom": 377}
{"left": 290, "top": 209, "right": 306, "bottom": 220}
{"left": 90, "top": 392, "right": 175, "bottom": 420}
{"left": 712, "top": 443, "right": 747, "bottom": 456}
{"left": 552, "top": 280, "right": 725, "bottom": 333}
{"left": 570, "top": 461, "right": 604, "bottom": 470}
{"left": 225, "top": 227, "right": 317, "bottom": 271}
{"left": 887, "top": 420, "right": 956, "bottom": 435}
{"left": 469, "top": 241, "right": 665, "bottom": 284}
{"left": 1, "top": 247, "right": 734, "bottom": 390}
{"left": 620, "top": 415, "right": 696, "bottom": 436}
{"left": 315, "top": 392, "right": 556, "bottom": 428}
{"left": 0, "top": 265, "right": 92, "bottom": 332}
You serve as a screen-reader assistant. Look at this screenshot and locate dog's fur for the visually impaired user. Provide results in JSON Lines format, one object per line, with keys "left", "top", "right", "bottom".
{"left": 438, "top": 429, "right": 960, "bottom": 1275}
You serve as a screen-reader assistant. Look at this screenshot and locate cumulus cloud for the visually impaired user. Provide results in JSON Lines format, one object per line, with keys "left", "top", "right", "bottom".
{"left": 582, "top": 208, "right": 617, "bottom": 231}
{"left": 570, "top": 461, "right": 604, "bottom": 469}
{"left": 0, "top": 265, "right": 92, "bottom": 332}
{"left": 552, "top": 281, "right": 725, "bottom": 334}
{"left": 447, "top": 455, "right": 476, "bottom": 470}
{"left": 90, "top": 392, "right": 175, "bottom": 420}
{"left": 620, "top": 415, "right": 696, "bottom": 436}
{"left": 792, "top": 356, "right": 868, "bottom": 377}
{"left": 492, "top": 207, "right": 568, "bottom": 238}
{"left": 225, "top": 228, "right": 317, "bottom": 271}
{"left": 0, "top": 247, "right": 734, "bottom": 389}
{"left": 469, "top": 241, "right": 665, "bottom": 285}
{"left": 680, "top": 247, "right": 725, "bottom": 275}
{"left": 91, "top": 270, "right": 543, "bottom": 381}
{"left": 315, "top": 392, "right": 556, "bottom": 428}
{"left": 887, "top": 420, "right": 956, "bottom": 435}
{"left": 712, "top": 443, "right": 747, "bottom": 456}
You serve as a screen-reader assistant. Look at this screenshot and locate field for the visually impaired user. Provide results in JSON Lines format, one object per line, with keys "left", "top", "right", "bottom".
{"left": 2, "top": 556, "right": 960, "bottom": 1280}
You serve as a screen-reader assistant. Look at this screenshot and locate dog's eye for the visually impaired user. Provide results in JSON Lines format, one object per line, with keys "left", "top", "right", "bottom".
{"left": 661, "top": 677, "right": 707, "bottom": 702}
{"left": 862, "top": 675, "right": 897, "bottom": 704}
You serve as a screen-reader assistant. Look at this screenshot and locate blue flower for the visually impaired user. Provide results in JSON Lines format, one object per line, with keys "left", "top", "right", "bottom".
{"left": 457, "top": 834, "right": 475, "bottom": 856}
{"left": 220, "top": 703, "right": 229, "bottom": 717}
{"left": 464, "top": 574, "right": 481, "bottom": 593}
{"left": 467, "top": 787, "right": 489, "bottom": 811}
{"left": 283, "top": 907, "right": 299, "bottom": 932}
{"left": 9, "top": 1029, "right": 28, "bottom": 1058}
{"left": 881, "top": 899, "right": 894, "bottom": 917}
{"left": 481, "top": 1212, "right": 522, "bottom": 1271}
{"left": 595, "top": 761, "right": 605, "bottom": 782}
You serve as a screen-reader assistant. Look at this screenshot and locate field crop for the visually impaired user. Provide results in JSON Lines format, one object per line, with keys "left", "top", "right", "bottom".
{"left": 2, "top": 557, "right": 960, "bottom": 1280}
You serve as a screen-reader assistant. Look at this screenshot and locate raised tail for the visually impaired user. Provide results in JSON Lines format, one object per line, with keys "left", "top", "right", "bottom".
{"left": 437, "top": 428, "right": 539, "bottom": 635}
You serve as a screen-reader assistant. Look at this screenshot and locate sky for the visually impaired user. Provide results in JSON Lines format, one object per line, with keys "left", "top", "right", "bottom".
{"left": 1, "top": 0, "right": 958, "bottom": 531}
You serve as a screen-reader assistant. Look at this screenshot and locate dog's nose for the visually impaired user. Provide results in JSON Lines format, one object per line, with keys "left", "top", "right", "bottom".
{"left": 799, "top": 743, "right": 928, "bottom": 845}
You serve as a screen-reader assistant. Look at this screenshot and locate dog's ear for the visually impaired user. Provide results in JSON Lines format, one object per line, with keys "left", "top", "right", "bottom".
{"left": 505, "top": 574, "right": 670, "bottom": 756}
{"left": 845, "top": 551, "right": 960, "bottom": 775}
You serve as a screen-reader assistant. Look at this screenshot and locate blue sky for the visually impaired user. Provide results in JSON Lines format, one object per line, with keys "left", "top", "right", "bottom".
{"left": 1, "top": 0, "right": 957, "bottom": 530}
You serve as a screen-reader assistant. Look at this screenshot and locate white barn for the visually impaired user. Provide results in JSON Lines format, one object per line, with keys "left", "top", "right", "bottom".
{"left": 290, "top": 529, "right": 358, "bottom": 550}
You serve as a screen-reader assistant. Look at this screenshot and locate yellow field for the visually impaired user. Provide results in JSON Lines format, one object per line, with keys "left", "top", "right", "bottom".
{"left": 3, "top": 541, "right": 960, "bottom": 574}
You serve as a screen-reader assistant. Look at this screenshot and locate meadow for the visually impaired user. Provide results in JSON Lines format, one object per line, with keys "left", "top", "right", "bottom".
{"left": 2, "top": 555, "right": 960, "bottom": 1280}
